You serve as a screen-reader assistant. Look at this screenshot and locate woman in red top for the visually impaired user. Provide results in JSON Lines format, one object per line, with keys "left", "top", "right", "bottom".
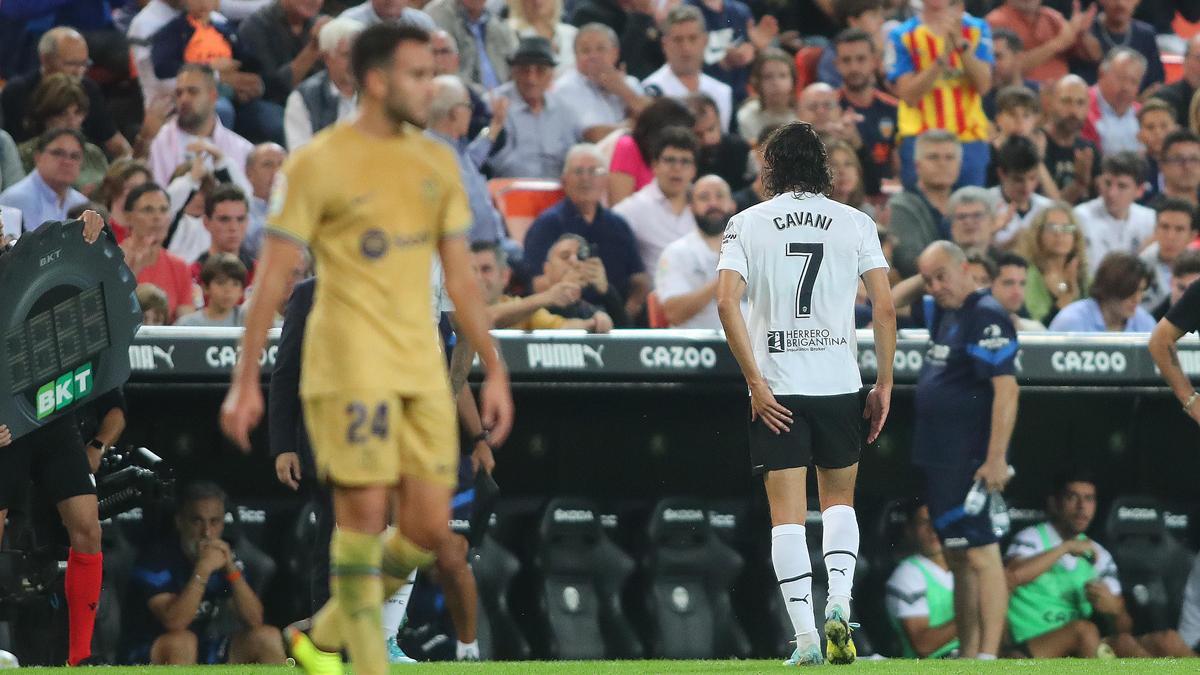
{"left": 94, "top": 159, "right": 153, "bottom": 243}
{"left": 120, "top": 183, "right": 197, "bottom": 322}
{"left": 608, "top": 97, "right": 695, "bottom": 205}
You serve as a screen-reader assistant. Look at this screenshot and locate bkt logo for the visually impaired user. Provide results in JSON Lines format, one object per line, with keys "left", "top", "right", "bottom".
{"left": 36, "top": 362, "right": 93, "bottom": 419}
{"left": 527, "top": 343, "right": 604, "bottom": 369}
{"left": 129, "top": 344, "right": 175, "bottom": 371}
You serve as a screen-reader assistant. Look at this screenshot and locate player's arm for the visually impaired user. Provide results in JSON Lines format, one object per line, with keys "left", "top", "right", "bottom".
{"left": 457, "top": 386, "right": 495, "bottom": 474}
{"left": 1149, "top": 318, "right": 1200, "bottom": 423}
{"left": 147, "top": 584, "right": 206, "bottom": 633}
{"left": 900, "top": 616, "right": 958, "bottom": 658}
{"left": 440, "top": 233, "right": 514, "bottom": 447}
{"left": 717, "top": 269, "right": 792, "bottom": 433}
{"left": 88, "top": 403, "right": 126, "bottom": 473}
{"left": 863, "top": 267, "right": 896, "bottom": 443}
{"left": 1004, "top": 538, "right": 1093, "bottom": 588}
{"left": 226, "top": 567, "right": 265, "bottom": 628}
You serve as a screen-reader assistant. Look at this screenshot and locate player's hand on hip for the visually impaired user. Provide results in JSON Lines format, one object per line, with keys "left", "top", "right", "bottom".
{"left": 220, "top": 380, "right": 263, "bottom": 452}
{"left": 863, "top": 384, "right": 891, "bottom": 444}
{"left": 480, "top": 368, "right": 514, "bottom": 448}
{"left": 749, "top": 380, "right": 791, "bottom": 434}
{"left": 0, "top": 425, "right": 11, "bottom": 447}
{"left": 275, "top": 452, "right": 302, "bottom": 490}
{"left": 974, "top": 458, "right": 1011, "bottom": 492}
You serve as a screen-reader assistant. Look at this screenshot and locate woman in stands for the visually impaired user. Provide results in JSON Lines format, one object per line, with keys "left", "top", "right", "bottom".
{"left": 828, "top": 139, "right": 875, "bottom": 219}
{"left": 607, "top": 97, "right": 695, "bottom": 205}
{"left": 94, "top": 158, "right": 153, "bottom": 243}
{"left": 736, "top": 49, "right": 799, "bottom": 146}
{"left": 1018, "top": 202, "right": 1090, "bottom": 326}
{"left": 507, "top": 0, "right": 577, "bottom": 73}
{"left": 16, "top": 73, "right": 108, "bottom": 195}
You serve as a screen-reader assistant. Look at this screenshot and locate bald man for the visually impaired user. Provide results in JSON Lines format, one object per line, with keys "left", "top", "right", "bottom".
{"left": 798, "top": 82, "right": 862, "bottom": 150}
{"left": 655, "top": 174, "right": 742, "bottom": 329}
{"left": 1042, "top": 75, "right": 1099, "bottom": 204}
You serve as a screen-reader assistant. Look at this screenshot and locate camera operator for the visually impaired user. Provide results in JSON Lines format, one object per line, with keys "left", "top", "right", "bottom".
{"left": 0, "top": 209, "right": 109, "bottom": 666}
{"left": 124, "top": 482, "right": 284, "bottom": 664}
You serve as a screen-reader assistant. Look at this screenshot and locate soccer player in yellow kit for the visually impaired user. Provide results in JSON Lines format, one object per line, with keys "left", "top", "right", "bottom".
{"left": 219, "top": 23, "right": 513, "bottom": 675}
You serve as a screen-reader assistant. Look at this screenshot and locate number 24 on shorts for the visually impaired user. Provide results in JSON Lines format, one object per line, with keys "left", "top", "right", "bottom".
{"left": 346, "top": 401, "right": 389, "bottom": 444}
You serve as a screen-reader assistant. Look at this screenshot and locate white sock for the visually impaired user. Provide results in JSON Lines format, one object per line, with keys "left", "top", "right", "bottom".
{"left": 772, "top": 523, "right": 816, "bottom": 640}
{"left": 977, "top": 653, "right": 997, "bottom": 660}
{"left": 821, "top": 504, "right": 859, "bottom": 618}
{"left": 382, "top": 569, "right": 418, "bottom": 640}
{"left": 456, "top": 640, "right": 480, "bottom": 660}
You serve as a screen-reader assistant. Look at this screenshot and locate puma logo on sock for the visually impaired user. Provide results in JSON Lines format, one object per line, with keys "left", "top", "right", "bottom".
{"left": 830, "top": 567, "right": 847, "bottom": 576}
{"left": 789, "top": 595, "right": 811, "bottom": 605}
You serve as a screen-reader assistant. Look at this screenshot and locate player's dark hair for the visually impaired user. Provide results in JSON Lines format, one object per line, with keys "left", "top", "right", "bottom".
{"left": 652, "top": 126, "right": 699, "bottom": 161}
{"left": 1157, "top": 196, "right": 1197, "bottom": 232}
{"left": 834, "top": 27, "right": 874, "bottom": 51}
{"left": 966, "top": 252, "right": 997, "bottom": 282}
{"left": 995, "top": 135, "right": 1041, "bottom": 176}
{"left": 470, "top": 239, "right": 508, "bottom": 269}
{"left": 632, "top": 97, "right": 695, "bottom": 164}
{"left": 757, "top": 123, "right": 783, "bottom": 147}
{"left": 123, "top": 182, "right": 168, "bottom": 213}
{"left": 995, "top": 85, "right": 1040, "bottom": 115}
{"left": 836, "top": 0, "right": 883, "bottom": 23}
{"left": 34, "top": 126, "right": 86, "bottom": 154}
{"left": 200, "top": 252, "right": 248, "bottom": 287}
{"left": 205, "top": 183, "right": 248, "bottom": 218}
{"left": 992, "top": 28, "right": 1023, "bottom": 53}
{"left": 178, "top": 480, "right": 228, "bottom": 511}
{"left": 351, "top": 23, "right": 431, "bottom": 91}
{"left": 1173, "top": 250, "right": 1200, "bottom": 278}
{"left": 1161, "top": 129, "right": 1200, "bottom": 161}
{"left": 993, "top": 251, "right": 1029, "bottom": 271}
{"left": 762, "top": 122, "right": 833, "bottom": 197}
{"left": 1089, "top": 251, "right": 1153, "bottom": 302}
{"left": 1051, "top": 469, "right": 1096, "bottom": 500}
{"left": 1101, "top": 151, "right": 1147, "bottom": 182}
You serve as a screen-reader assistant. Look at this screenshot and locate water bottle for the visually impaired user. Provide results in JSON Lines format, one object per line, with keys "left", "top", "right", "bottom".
{"left": 989, "top": 492, "right": 1011, "bottom": 538}
{"left": 963, "top": 479, "right": 988, "bottom": 515}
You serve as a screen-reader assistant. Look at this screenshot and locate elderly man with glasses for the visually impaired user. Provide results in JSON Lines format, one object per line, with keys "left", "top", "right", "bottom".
{"left": 0, "top": 128, "right": 89, "bottom": 234}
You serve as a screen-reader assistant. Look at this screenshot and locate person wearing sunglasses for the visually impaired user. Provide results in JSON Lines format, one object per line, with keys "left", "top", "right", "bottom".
{"left": 1016, "top": 201, "right": 1090, "bottom": 326}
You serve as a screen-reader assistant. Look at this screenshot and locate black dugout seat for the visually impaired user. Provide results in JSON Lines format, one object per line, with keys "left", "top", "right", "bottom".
{"left": 1104, "top": 496, "right": 1194, "bottom": 633}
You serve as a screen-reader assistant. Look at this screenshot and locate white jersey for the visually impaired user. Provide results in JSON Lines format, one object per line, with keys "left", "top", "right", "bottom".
{"left": 1005, "top": 523, "right": 1121, "bottom": 596}
{"left": 717, "top": 192, "right": 887, "bottom": 396}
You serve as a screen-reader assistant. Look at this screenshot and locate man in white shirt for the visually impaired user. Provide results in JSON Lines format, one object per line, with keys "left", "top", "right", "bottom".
{"left": 1084, "top": 47, "right": 1147, "bottom": 156}
{"left": 285, "top": 17, "right": 363, "bottom": 151}
{"left": 551, "top": 23, "right": 647, "bottom": 143}
{"left": 655, "top": 174, "right": 739, "bottom": 329}
{"left": 716, "top": 121, "right": 896, "bottom": 666}
{"left": 1139, "top": 198, "right": 1196, "bottom": 309}
{"left": 1073, "top": 151, "right": 1155, "bottom": 274}
{"left": 614, "top": 126, "right": 698, "bottom": 275}
{"left": 641, "top": 4, "right": 733, "bottom": 132}
{"left": 988, "top": 136, "right": 1051, "bottom": 248}
{"left": 148, "top": 64, "right": 254, "bottom": 192}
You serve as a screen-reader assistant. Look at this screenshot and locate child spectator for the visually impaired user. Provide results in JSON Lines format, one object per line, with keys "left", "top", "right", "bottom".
{"left": 175, "top": 253, "right": 247, "bottom": 326}
{"left": 1073, "top": 151, "right": 1155, "bottom": 273}
{"left": 136, "top": 283, "right": 171, "bottom": 326}
{"left": 736, "top": 49, "right": 797, "bottom": 146}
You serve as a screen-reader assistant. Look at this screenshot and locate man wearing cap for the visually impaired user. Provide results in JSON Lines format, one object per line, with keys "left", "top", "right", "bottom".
{"left": 486, "top": 36, "right": 583, "bottom": 179}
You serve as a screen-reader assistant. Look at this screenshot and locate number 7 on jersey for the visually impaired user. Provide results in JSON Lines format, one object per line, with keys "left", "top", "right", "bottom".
{"left": 787, "top": 242, "right": 824, "bottom": 319}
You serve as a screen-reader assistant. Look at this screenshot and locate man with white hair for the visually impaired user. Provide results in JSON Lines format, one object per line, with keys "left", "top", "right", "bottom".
{"left": 284, "top": 17, "right": 365, "bottom": 150}
{"left": 551, "top": 22, "right": 647, "bottom": 142}
{"left": 1083, "top": 47, "right": 1148, "bottom": 156}
{"left": 1, "top": 27, "right": 132, "bottom": 158}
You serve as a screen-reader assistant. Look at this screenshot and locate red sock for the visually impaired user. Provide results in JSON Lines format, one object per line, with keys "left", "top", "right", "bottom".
{"left": 65, "top": 548, "right": 102, "bottom": 666}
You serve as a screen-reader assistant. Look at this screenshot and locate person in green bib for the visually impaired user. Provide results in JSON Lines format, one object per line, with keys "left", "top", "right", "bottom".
{"left": 886, "top": 501, "right": 960, "bottom": 658}
{"left": 1004, "top": 471, "right": 1196, "bottom": 658}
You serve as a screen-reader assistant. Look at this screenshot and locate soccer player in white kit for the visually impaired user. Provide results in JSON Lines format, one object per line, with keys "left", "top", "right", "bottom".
{"left": 716, "top": 122, "right": 897, "bottom": 665}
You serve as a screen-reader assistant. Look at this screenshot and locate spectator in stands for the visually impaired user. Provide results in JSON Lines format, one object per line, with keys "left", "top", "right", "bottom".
{"left": 284, "top": 17, "right": 364, "bottom": 151}
{"left": 655, "top": 174, "right": 738, "bottom": 329}
{"left": 1141, "top": 199, "right": 1197, "bottom": 309}
{"left": 507, "top": 0, "right": 577, "bottom": 72}
{"left": 538, "top": 234, "right": 625, "bottom": 327}
{"left": 567, "top": 0, "right": 663, "bottom": 80}
{"left": 733, "top": 124, "right": 776, "bottom": 214}
{"left": 816, "top": 0, "right": 886, "bottom": 90}
{"left": 1082, "top": 48, "right": 1147, "bottom": 156}
{"left": 164, "top": 158, "right": 218, "bottom": 263}
{"left": 1073, "top": 0, "right": 1164, "bottom": 92}
{"left": 425, "top": 0, "right": 519, "bottom": 89}
{"left": 242, "top": 143, "right": 286, "bottom": 257}
{"left": 1158, "top": 34, "right": 1200, "bottom": 126}
{"left": 686, "top": 0, "right": 763, "bottom": 105}
{"left": 130, "top": 0, "right": 191, "bottom": 113}
{"left": 176, "top": 253, "right": 248, "bottom": 326}
{"left": 887, "top": 0, "right": 993, "bottom": 190}
{"left": 340, "top": 0, "right": 437, "bottom": 29}
{"left": 192, "top": 184, "right": 253, "bottom": 284}
{"left": 828, "top": 139, "right": 875, "bottom": 218}
{"left": 1136, "top": 99, "right": 1179, "bottom": 204}
{"left": 1042, "top": 75, "right": 1098, "bottom": 204}
{"left": 886, "top": 501, "right": 959, "bottom": 659}
{"left": 946, "top": 185, "right": 996, "bottom": 256}
{"left": 1151, "top": 250, "right": 1200, "bottom": 320}
{"left": 1074, "top": 151, "right": 1155, "bottom": 273}
{"left": 0, "top": 27, "right": 133, "bottom": 159}
{"left": 992, "top": 252, "right": 1046, "bottom": 330}
{"left": 1006, "top": 472, "right": 1195, "bottom": 658}
{"left": 237, "top": 0, "right": 330, "bottom": 118}
{"left": 1018, "top": 202, "right": 1088, "bottom": 325}
{"left": 1049, "top": 251, "right": 1155, "bottom": 331}
{"left": 685, "top": 93, "right": 750, "bottom": 192}
{"left": 15, "top": 74, "right": 109, "bottom": 196}
{"left": 487, "top": 37, "right": 581, "bottom": 178}
{"left": 607, "top": 97, "right": 694, "bottom": 205}
{"left": 642, "top": 5, "right": 733, "bottom": 132}
{"left": 126, "top": 481, "right": 285, "bottom": 664}
{"left": 979, "top": 29, "right": 1037, "bottom": 121}
{"left": 988, "top": 86, "right": 1060, "bottom": 198}
{"left": 525, "top": 143, "right": 649, "bottom": 317}
{"left": 798, "top": 83, "right": 863, "bottom": 152}
{"left": 991, "top": 135, "right": 1054, "bottom": 248}
{"left": 431, "top": 30, "right": 492, "bottom": 138}
{"left": 551, "top": 23, "right": 647, "bottom": 143}
{"left": 472, "top": 239, "right": 611, "bottom": 330}
{"left": 148, "top": 64, "right": 254, "bottom": 192}
{"left": 737, "top": 49, "right": 797, "bottom": 147}
{"left": 984, "top": 0, "right": 1097, "bottom": 85}
{"left": 0, "top": 130, "right": 23, "bottom": 193}
{"left": 613, "top": 126, "right": 698, "bottom": 275}
{"left": 890, "top": 129, "right": 960, "bottom": 278}
{"left": 834, "top": 28, "right": 898, "bottom": 199}
{"left": 0, "top": 129, "right": 90, "bottom": 234}
{"left": 120, "top": 183, "right": 198, "bottom": 321}
{"left": 1152, "top": 130, "right": 1200, "bottom": 209}
{"left": 136, "top": 282, "right": 172, "bottom": 326}
{"left": 94, "top": 159, "right": 153, "bottom": 242}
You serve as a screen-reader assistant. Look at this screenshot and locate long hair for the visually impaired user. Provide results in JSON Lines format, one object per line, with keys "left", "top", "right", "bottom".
{"left": 826, "top": 139, "right": 865, "bottom": 208}
{"left": 761, "top": 122, "right": 833, "bottom": 197}
{"left": 632, "top": 97, "right": 694, "bottom": 165}
{"left": 1017, "top": 201, "right": 1088, "bottom": 291}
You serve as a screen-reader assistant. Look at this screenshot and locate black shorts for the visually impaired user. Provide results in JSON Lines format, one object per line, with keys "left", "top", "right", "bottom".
{"left": 748, "top": 392, "right": 865, "bottom": 475}
{"left": 921, "top": 463, "right": 997, "bottom": 550}
{"left": 0, "top": 416, "right": 95, "bottom": 511}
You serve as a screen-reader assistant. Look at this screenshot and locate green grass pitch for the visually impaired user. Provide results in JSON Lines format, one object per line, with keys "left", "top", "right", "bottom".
{"left": 11, "top": 660, "right": 1199, "bottom": 674}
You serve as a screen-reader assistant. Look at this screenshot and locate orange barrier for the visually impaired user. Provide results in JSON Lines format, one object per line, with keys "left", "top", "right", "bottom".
{"left": 488, "top": 178, "right": 565, "bottom": 245}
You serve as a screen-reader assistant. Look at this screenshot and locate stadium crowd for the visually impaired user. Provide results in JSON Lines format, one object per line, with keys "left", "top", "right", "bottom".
{"left": 6, "top": 0, "right": 1200, "bottom": 665}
